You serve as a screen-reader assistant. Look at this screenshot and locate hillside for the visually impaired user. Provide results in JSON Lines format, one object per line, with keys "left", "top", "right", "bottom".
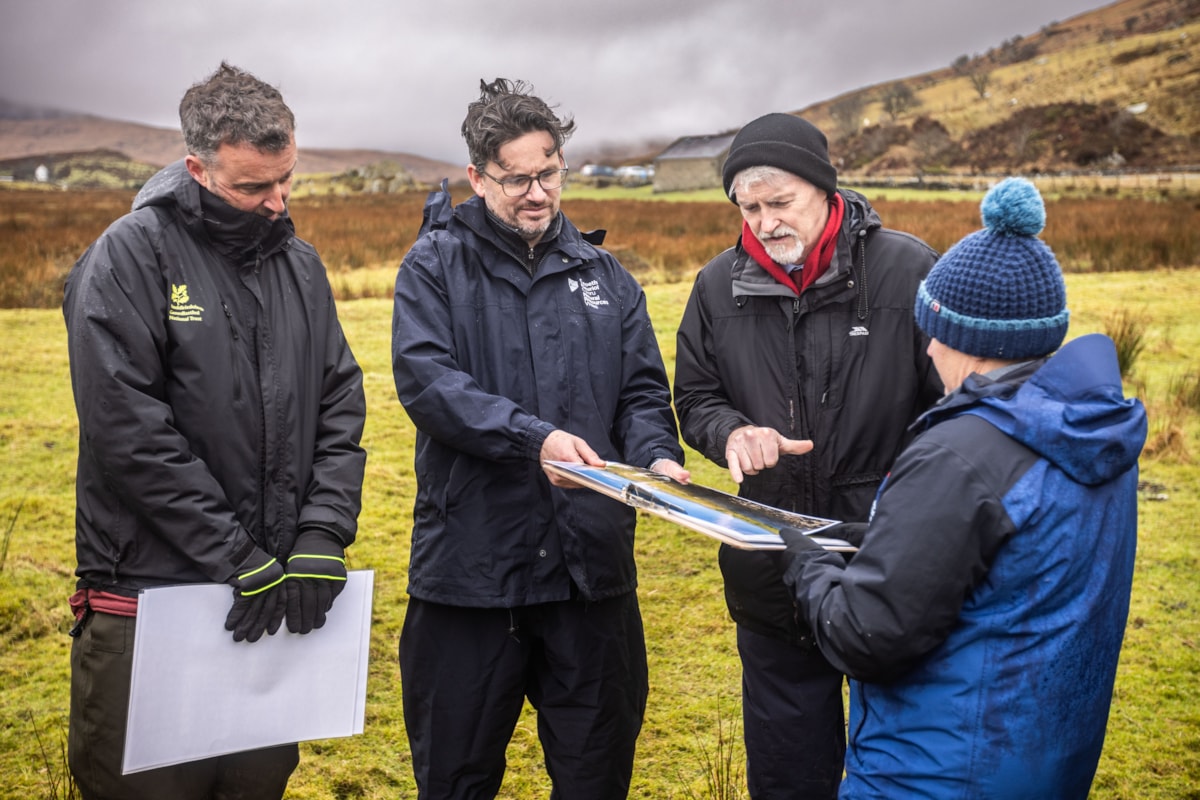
{"left": 1, "top": 0, "right": 1196, "bottom": 188}
{"left": 796, "top": 0, "right": 1199, "bottom": 176}
{"left": 0, "top": 114, "right": 460, "bottom": 186}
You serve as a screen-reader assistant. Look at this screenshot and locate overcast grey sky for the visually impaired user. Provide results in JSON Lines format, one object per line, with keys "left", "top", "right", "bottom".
{"left": 0, "top": 0, "right": 1108, "bottom": 164}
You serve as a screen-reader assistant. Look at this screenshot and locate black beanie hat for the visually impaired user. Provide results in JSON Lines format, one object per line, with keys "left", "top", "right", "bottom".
{"left": 722, "top": 113, "right": 838, "bottom": 202}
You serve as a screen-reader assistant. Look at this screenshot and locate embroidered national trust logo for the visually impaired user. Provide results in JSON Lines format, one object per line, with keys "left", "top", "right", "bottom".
{"left": 168, "top": 284, "right": 205, "bottom": 323}
{"left": 568, "top": 276, "right": 610, "bottom": 310}
{"left": 848, "top": 325, "right": 869, "bottom": 337}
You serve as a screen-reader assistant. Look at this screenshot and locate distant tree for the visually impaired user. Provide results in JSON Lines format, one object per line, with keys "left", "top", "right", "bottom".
{"left": 880, "top": 84, "right": 919, "bottom": 122}
{"left": 952, "top": 55, "right": 972, "bottom": 76}
{"left": 830, "top": 95, "right": 866, "bottom": 138}
{"left": 1011, "top": 123, "right": 1038, "bottom": 163}
{"left": 969, "top": 69, "right": 991, "bottom": 100}
{"left": 911, "top": 117, "right": 953, "bottom": 177}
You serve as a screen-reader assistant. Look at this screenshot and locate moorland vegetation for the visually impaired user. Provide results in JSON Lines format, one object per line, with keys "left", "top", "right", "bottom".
{"left": 0, "top": 181, "right": 1197, "bottom": 797}
{"left": 2, "top": 184, "right": 1198, "bottom": 308}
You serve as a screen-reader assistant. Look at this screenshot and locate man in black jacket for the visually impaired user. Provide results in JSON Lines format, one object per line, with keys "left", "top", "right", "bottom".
{"left": 674, "top": 113, "right": 943, "bottom": 799}
{"left": 63, "top": 63, "right": 366, "bottom": 800}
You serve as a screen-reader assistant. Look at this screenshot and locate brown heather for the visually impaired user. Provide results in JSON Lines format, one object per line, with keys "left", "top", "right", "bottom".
{"left": 3, "top": 187, "right": 1198, "bottom": 309}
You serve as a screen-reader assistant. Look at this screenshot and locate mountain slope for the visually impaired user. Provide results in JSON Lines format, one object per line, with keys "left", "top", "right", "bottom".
{"left": 0, "top": 115, "right": 460, "bottom": 184}
{"left": 1, "top": 0, "right": 1195, "bottom": 184}
{"left": 795, "top": 0, "right": 1199, "bottom": 175}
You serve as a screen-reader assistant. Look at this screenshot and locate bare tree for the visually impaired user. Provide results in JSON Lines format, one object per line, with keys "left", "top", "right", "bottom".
{"left": 880, "top": 84, "right": 919, "bottom": 122}
{"left": 830, "top": 95, "right": 866, "bottom": 138}
{"left": 969, "top": 69, "right": 991, "bottom": 100}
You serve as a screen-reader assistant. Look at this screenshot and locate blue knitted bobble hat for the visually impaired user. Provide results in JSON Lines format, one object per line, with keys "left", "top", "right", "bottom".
{"left": 915, "top": 178, "right": 1069, "bottom": 360}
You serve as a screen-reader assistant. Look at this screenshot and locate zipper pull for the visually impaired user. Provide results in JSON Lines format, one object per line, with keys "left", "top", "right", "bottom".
{"left": 222, "top": 302, "right": 239, "bottom": 340}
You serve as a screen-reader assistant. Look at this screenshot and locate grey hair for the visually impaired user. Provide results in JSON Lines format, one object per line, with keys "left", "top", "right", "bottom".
{"left": 461, "top": 78, "right": 575, "bottom": 171}
{"left": 728, "top": 165, "right": 795, "bottom": 201}
{"left": 179, "top": 62, "right": 295, "bottom": 164}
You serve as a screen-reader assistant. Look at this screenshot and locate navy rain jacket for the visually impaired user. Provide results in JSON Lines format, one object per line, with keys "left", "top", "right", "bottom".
{"left": 392, "top": 187, "right": 683, "bottom": 607}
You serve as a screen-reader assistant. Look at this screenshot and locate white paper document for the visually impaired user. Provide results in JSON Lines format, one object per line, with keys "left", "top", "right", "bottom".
{"left": 123, "top": 570, "right": 374, "bottom": 774}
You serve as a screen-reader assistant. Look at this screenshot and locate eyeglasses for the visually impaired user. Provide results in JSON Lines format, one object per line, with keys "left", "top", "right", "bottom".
{"left": 480, "top": 166, "right": 569, "bottom": 197}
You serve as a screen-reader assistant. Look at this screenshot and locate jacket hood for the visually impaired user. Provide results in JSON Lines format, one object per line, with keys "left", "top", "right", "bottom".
{"left": 837, "top": 187, "right": 882, "bottom": 234}
{"left": 133, "top": 159, "right": 200, "bottom": 216}
{"left": 924, "top": 333, "right": 1147, "bottom": 485}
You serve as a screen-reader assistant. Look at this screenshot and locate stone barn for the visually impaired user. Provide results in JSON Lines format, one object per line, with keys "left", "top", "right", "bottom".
{"left": 652, "top": 132, "right": 737, "bottom": 193}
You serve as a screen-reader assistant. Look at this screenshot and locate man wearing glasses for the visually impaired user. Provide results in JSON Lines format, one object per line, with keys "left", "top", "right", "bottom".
{"left": 392, "top": 78, "right": 688, "bottom": 798}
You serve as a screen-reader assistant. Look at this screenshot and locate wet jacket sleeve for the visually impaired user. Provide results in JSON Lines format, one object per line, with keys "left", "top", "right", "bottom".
{"left": 392, "top": 236, "right": 556, "bottom": 462}
{"left": 674, "top": 266, "right": 754, "bottom": 465}
{"left": 297, "top": 284, "right": 366, "bottom": 546}
{"left": 781, "top": 425, "right": 1017, "bottom": 681}
{"left": 610, "top": 268, "right": 684, "bottom": 467}
{"left": 64, "top": 220, "right": 261, "bottom": 581}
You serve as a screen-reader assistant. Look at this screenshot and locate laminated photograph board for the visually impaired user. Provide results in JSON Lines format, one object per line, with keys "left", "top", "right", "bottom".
{"left": 544, "top": 461, "right": 850, "bottom": 552}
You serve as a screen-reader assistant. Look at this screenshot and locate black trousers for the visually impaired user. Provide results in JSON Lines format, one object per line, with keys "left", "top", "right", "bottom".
{"left": 399, "top": 594, "right": 648, "bottom": 799}
{"left": 68, "top": 611, "right": 298, "bottom": 800}
{"left": 738, "top": 625, "right": 846, "bottom": 800}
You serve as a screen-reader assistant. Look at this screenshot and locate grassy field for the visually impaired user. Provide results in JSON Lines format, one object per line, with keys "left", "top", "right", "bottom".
{"left": 1, "top": 267, "right": 1197, "bottom": 798}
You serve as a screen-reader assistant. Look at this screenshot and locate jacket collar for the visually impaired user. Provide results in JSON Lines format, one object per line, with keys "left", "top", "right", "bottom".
{"left": 731, "top": 190, "right": 871, "bottom": 296}
{"left": 133, "top": 160, "right": 294, "bottom": 266}
{"left": 197, "top": 182, "right": 294, "bottom": 267}
{"left": 421, "top": 184, "right": 604, "bottom": 267}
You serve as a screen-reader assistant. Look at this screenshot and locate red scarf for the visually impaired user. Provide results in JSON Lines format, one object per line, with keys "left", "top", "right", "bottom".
{"left": 741, "top": 192, "right": 845, "bottom": 295}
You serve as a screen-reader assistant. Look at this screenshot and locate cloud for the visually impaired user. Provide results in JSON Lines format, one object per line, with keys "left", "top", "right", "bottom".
{"left": 0, "top": 0, "right": 1105, "bottom": 163}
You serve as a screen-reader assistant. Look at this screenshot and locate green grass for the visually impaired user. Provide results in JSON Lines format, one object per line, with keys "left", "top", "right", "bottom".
{"left": 2, "top": 272, "right": 1198, "bottom": 798}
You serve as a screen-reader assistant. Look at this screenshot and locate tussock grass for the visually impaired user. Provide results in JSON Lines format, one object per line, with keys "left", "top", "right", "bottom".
{"left": 1105, "top": 307, "right": 1150, "bottom": 379}
{"left": 1169, "top": 371, "right": 1200, "bottom": 412}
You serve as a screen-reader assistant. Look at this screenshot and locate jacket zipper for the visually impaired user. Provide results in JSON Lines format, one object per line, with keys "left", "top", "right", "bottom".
{"left": 252, "top": 253, "right": 271, "bottom": 554}
{"left": 221, "top": 300, "right": 242, "bottom": 402}
{"left": 788, "top": 296, "right": 802, "bottom": 436}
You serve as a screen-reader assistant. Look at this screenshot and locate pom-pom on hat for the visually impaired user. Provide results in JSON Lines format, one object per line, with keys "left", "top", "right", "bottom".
{"left": 915, "top": 178, "right": 1069, "bottom": 360}
{"left": 722, "top": 113, "right": 838, "bottom": 202}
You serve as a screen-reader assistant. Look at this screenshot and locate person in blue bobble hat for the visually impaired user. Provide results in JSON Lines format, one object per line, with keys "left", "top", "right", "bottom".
{"left": 776, "top": 177, "right": 1148, "bottom": 799}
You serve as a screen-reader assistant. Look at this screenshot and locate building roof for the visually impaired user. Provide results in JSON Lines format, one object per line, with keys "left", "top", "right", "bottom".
{"left": 654, "top": 132, "right": 737, "bottom": 162}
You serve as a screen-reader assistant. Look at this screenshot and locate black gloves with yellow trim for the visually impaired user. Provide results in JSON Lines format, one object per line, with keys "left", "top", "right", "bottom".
{"left": 225, "top": 548, "right": 287, "bottom": 643}
{"left": 284, "top": 528, "right": 348, "bottom": 634}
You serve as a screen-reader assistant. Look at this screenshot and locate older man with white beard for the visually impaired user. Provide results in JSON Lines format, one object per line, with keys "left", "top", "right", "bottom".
{"left": 673, "top": 112, "right": 944, "bottom": 799}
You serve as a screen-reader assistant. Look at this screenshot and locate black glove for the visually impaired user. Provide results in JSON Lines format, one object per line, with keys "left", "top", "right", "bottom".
{"left": 779, "top": 525, "right": 826, "bottom": 555}
{"left": 782, "top": 522, "right": 866, "bottom": 568}
{"left": 284, "top": 529, "right": 347, "bottom": 634}
{"left": 224, "top": 548, "right": 287, "bottom": 643}
{"left": 824, "top": 522, "right": 868, "bottom": 549}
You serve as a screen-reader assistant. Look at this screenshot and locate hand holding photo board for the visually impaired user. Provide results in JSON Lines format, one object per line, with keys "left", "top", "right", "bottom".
{"left": 543, "top": 461, "right": 852, "bottom": 552}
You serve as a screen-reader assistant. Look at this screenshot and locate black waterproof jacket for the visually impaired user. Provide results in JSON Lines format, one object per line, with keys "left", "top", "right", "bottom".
{"left": 674, "top": 188, "right": 942, "bottom": 642}
{"left": 392, "top": 187, "right": 683, "bottom": 607}
{"left": 63, "top": 161, "right": 366, "bottom": 596}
